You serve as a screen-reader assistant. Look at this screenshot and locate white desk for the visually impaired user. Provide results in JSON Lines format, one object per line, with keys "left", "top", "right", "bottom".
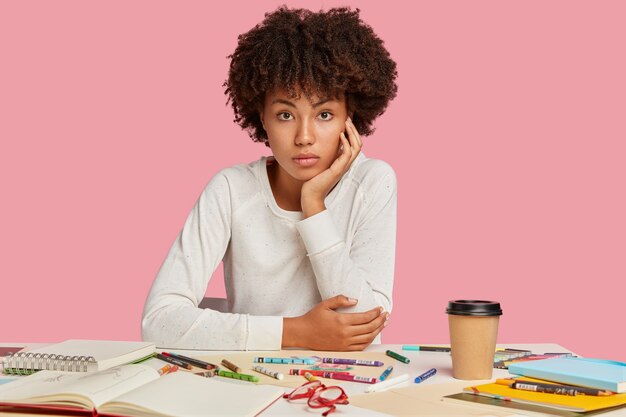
{"left": 2, "top": 343, "right": 623, "bottom": 417}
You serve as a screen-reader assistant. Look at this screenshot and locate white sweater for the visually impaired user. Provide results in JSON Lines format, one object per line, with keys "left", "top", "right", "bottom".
{"left": 141, "top": 153, "right": 397, "bottom": 350}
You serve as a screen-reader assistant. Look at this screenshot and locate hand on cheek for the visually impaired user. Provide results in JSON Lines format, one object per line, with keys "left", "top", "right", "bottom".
{"left": 300, "top": 118, "right": 363, "bottom": 218}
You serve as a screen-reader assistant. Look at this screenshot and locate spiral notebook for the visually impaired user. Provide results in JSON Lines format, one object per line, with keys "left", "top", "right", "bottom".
{"left": 1, "top": 339, "right": 155, "bottom": 375}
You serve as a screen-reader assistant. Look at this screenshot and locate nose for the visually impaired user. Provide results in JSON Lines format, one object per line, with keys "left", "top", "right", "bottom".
{"left": 295, "top": 119, "right": 315, "bottom": 146}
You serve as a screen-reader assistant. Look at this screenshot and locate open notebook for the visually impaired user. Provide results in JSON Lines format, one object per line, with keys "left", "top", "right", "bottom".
{"left": 1, "top": 340, "right": 155, "bottom": 375}
{"left": 0, "top": 364, "right": 284, "bottom": 417}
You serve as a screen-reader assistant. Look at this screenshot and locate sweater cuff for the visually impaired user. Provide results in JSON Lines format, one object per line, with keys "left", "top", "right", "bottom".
{"left": 296, "top": 210, "right": 343, "bottom": 255}
{"left": 246, "top": 315, "right": 283, "bottom": 350}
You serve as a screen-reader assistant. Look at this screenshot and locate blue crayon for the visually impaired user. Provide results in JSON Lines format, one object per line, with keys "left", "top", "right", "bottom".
{"left": 254, "top": 357, "right": 316, "bottom": 365}
{"left": 414, "top": 368, "right": 437, "bottom": 383}
{"left": 378, "top": 366, "right": 393, "bottom": 381}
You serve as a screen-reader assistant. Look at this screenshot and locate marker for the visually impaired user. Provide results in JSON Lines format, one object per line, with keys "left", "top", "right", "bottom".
{"left": 155, "top": 353, "right": 192, "bottom": 370}
{"left": 289, "top": 369, "right": 353, "bottom": 377}
{"left": 402, "top": 345, "right": 451, "bottom": 352}
{"left": 414, "top": 368, "right": 437, "bottom": 383}
{"left": 386, "top": 350, "right": 410, "bottom": 364}
{"left": 496, "top": 379, "right": 612, "bottom": 396}
{"left": 252, "top": 365, "right": 284, "bottom": 380}
{"left": 254, "top": 357, "right": 316, "bottom": 365}
{"left": 162, "top": 352, "right": 219, "bottom": 370}
{"left": 322, "top": 358, "right": 384, "bottom": 366}
{"left": 365, "top": 374, "right": 409, "bottom": 393}
{"left": 378, "top": 366, "right": 393, "bottom": 381}
{"left": 217, "top": 369, "right": 259, "bottom": 382}
{"left": 221, "top": 359, "right": 242, "bottom": 373}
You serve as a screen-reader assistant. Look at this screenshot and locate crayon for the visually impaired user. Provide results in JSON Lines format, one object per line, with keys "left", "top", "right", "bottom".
{"left": 378, "top": 366, "right": 393, "bottom": 381}
{"left": 304, "top": 372, "right": 318, "bottom": 382}
{"left": 157, "top": 364, "right": 178, "bottom": 375}
{"left": 321, "top": 358, "right": 384, "bottom": 366}
{"left": 289, "top": 369, "right": 352, "bottom": 377}
{"left": 414, "top": 368, "right": 436, "bottom": 383}
{"left": 217, "top": 369, "right": 259, "bottom": 383}
{"left": 252, "top": 365, "right": 284, "bottom": 380}
{"left": 322, "top": 372, "right": 377, "bottom": 384}
{"left": 254, "top": 357, "right": 316, "bottom": 365}
{"left": 386, "top": 350, "right": 410, "bottom": 364}
{"left": 221, "top": 359, "right": 242, "bottom": 373}
{"left": 289, "top": 369, "right": 374, "bottom": 383}
{"left": 194, "top": 370, "right": 216, "bottom": 378}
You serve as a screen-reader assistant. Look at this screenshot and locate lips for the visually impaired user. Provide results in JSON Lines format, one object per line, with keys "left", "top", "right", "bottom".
{"left": 293, "top": 154, "right": 320, "bottom": 167}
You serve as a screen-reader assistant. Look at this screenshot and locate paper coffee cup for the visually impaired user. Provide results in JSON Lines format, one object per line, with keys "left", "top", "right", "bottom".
{"left": 447, "top": 300, "right": 502, "bottom": 380}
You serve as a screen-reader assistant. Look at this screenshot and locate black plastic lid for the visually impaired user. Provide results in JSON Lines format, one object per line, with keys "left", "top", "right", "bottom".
{"left": 446, "top": 300, "right": 502, "bottom": 316}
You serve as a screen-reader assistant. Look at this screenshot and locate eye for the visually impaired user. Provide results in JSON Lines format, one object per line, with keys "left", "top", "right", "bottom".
{"left": 318, "top": 111, "right": 333, "bottom": 121}
{"left": 277, "top": 112, "right": 293, "bottom": 121}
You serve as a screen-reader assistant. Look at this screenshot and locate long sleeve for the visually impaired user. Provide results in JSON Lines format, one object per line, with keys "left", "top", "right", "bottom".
{"left": 141, "top": 172, "right": 283, "bottom": 350}
{"left": 296, "top": 163, "right": 397, "bottom": 315}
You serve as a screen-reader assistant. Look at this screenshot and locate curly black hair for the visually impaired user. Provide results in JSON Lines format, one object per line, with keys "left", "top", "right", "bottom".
{"left": 224, "top": 6, "right": 398, "bottom": 145}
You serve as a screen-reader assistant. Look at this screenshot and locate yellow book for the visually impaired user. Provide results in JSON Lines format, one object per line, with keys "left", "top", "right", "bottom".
{"left": 461, "top": 377, "right": 626, "bottom": 413}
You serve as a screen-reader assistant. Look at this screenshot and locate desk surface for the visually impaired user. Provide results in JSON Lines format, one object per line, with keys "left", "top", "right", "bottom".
{"left": 2, "top": 342, "right": 623, "bottom": 417}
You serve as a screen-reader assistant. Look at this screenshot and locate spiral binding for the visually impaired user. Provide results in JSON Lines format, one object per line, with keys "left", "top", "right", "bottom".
{"left": 2, "top": 352, "right": 96, "bottom": 375}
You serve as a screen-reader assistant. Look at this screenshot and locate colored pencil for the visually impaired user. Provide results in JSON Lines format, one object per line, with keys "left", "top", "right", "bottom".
{"left": 496, "top": 379, "right": 613, "bottom": 396}
{"left": 155, "top": 353, "right": 192, "bottom": 370}
{"left": 162, "top": 352, "right": 219, "bottom": 370}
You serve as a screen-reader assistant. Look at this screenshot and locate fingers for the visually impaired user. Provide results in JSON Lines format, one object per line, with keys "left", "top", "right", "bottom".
{"left": 344, "top": 118, "right": 362, "bottom": 164}
{"left": 346, "top": 319, "right": 387, "bottom": 351}
{"left": 336, "top": 117, "right": 361, "bottom": 161}
{"left": 345, "top": 117, "right": 362, "bottom": 149}
{"left": 347, "top": 310, "right": 388, "bottom": 337}
{"left": 340, "top": 305, "right": 385, "bottom": 325}
{"left": 322, "top": 294, "right": 358, "bottom": 310}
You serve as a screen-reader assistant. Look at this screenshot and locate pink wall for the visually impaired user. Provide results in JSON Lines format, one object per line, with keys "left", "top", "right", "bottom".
{"left": 1, "top": 1, "right": 624, "bottom": 361}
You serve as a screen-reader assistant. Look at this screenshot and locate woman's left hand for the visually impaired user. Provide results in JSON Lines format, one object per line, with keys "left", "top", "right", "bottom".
{"left": 300, "top": 117, "right": 362, "bottom": 218}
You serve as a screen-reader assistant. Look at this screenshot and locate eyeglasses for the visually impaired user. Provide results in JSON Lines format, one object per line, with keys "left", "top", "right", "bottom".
{"left": 283, "top": 380, "right": 349, "bottom": 416}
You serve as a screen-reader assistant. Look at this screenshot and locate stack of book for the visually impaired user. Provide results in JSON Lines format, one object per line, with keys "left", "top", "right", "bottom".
{"left": 493, "top": 349, "right": 574, "bottom": 370}
{"left": 444, "top": 357, "right": 626, "bottom": 416}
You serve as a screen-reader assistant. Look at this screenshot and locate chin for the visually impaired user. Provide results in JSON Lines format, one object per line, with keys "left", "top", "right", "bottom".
{"left": 288, "top": 168, "right": 321, "bottom": 182}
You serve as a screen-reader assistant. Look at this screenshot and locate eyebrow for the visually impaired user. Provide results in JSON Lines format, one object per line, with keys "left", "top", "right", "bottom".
{"left": 270, "top": 98, "right": 335, "bottom": 108}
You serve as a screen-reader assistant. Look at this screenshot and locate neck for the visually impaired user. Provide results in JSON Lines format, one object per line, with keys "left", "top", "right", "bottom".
{"left": 267, "top": 160, "right": 303, "bottom": 212}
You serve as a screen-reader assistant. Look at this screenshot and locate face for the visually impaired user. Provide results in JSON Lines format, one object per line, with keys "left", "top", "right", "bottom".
{"left": 260, "top": 89, "right": 348, "bottom": 184}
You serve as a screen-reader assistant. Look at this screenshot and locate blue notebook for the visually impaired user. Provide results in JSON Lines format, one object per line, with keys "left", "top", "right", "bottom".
{"left": 509, "top": 357, "right": 626, "bottom": 393}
